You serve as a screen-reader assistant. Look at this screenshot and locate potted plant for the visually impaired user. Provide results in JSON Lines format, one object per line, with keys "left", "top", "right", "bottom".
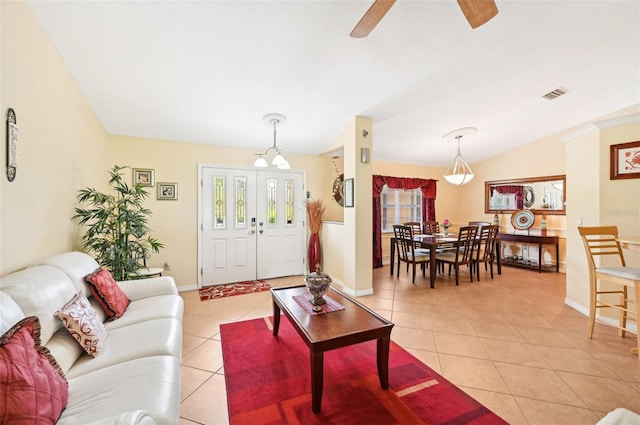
{"left": 72, "top": 165, "right": 164, "bottom": 281}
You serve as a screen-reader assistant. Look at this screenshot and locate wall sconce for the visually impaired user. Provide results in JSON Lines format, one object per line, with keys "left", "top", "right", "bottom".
{"left": 360, "top": 147, "right": 370, "bottom": 163}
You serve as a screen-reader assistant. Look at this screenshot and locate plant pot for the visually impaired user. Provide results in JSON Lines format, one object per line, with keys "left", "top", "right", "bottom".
{"left": 308, "top": 232, "right": 321, "bottom": 273}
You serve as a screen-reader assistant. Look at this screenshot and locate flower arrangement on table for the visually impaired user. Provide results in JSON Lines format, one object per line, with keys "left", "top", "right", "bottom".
{"left": 441, "top": 218, "right": 452, "bottom": 236}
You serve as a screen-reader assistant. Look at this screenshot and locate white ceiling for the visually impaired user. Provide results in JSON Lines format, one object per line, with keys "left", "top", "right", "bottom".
{"left": 28, "top": 1, "right": 640, "bottom": 167}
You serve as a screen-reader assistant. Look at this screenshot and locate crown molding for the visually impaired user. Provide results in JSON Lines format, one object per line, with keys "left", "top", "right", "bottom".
{"left": 561, "top": 112, "right": 640, "bottom": 142}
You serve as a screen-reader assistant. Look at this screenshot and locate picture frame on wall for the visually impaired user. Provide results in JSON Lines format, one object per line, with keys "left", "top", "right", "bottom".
{"left": 133, "top": 168, "right": 155, "bottom": 186}
{"left": 610, "top": 141, "right": 640, "bottom": 180}
{"left": 157, "top": 182, "right": 178, "bottom": 200}
{"left": 344, "top": 178, "right": 354, "bottom": 208}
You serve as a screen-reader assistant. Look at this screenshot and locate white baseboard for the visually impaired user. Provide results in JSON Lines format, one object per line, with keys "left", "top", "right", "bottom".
{"left": 178, "top": 284, "right": 198, "bottom": 292}
{"left": 564, "top": 297, "right": 638, "bottom": 333}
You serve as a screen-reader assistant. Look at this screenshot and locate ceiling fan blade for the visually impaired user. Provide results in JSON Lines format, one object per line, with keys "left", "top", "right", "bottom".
{"left": 350, "top": 0, "right": 396, "bottom": 38}
{"left": 457, "top": 0, "right": 498, "bottom": 29}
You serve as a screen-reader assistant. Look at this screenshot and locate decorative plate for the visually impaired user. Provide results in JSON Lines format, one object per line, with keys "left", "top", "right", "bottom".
{"left": 523, "top": 186, "right": 535, "bottom": 208}
{"left": 332, "top": 174, "right": 344, "bottom": 207}
{"left": 511, "top": 209, "right": 535, "bottom": 230}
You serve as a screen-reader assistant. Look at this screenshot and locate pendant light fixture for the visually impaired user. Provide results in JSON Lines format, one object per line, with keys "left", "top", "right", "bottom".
{"left": 442, "top": 127, "right": 476, "bottom": 186}
{"left": 253, "top": 113, "right": 290, "bottom": 169}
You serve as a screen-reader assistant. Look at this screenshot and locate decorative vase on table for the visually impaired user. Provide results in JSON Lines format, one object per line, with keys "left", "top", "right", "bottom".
{"left": 308, "top": 232, "right": 322, "bottom": 273}
{"left": 443, "top": 227, "right": 450, "bottom": 237}
{"left": 306, "top": 198, "right": 326, "bottom": 273}
{"left": 305, "top": 265, "right": 332, "bottom": 311}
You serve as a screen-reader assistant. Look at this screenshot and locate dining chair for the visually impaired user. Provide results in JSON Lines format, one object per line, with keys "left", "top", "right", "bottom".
{"left": 422, "top": 221, "right": 440, "bottom": 235}
{"left": 403, "top": 222, "right": 423, "bottom": 235}
{"left": 473, "top": 224, "right": 499, "bottom": 281}
{"left": 435, "top": 225, "right": 478, "bottom": 285}
{"left": 577, "top": 226, "right": 640, "bottom": 357}
{"left": 393, "top": 225, "right": 430, "bottom": 284}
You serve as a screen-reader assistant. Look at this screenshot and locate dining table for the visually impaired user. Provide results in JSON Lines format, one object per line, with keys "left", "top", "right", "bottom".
{"left": 389, "top": 233, "right": 502, "bottom": 288}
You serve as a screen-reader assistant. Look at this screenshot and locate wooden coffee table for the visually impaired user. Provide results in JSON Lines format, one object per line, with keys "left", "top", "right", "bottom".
{"left": 271, "top": 284, "right": 394, "bottom": 413}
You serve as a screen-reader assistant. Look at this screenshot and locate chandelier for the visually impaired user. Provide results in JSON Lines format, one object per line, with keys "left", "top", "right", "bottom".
{"left": 253, "top": 113, "right": 290, "bottom": 169}
{"left": 442, "top": 127, "right": 476, "bottom": 186}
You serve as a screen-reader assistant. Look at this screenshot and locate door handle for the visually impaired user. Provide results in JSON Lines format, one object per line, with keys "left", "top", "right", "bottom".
{"left": 249, "top": 229, "right": 256, "bottom": 235}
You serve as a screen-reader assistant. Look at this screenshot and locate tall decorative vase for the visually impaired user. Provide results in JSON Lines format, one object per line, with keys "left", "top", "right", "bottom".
{"left": 443, "top": 227, "right": 449, "bottom": 237}
{"left": 541, "top": 214, "right": 548, "bottom": 236}
{"left": 308, "top": 232, "right": 322, "bottom": 273}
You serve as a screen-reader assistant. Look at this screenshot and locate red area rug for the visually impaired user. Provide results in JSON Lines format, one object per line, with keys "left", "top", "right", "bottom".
{"left": 199, "top": 280, "right": 271, "bottom": 301}
{"left": 220, "top": 317, "right": 508, "bottom": 425}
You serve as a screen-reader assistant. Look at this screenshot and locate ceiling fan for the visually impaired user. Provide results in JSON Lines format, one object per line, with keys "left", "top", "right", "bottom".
{"left": 350, "top": 0, "right": 498, "bottom": 38}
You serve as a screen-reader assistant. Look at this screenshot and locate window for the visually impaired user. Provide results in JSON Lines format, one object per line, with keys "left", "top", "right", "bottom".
{"left": 381, "top": 185, "right": 422, "bottom": 232}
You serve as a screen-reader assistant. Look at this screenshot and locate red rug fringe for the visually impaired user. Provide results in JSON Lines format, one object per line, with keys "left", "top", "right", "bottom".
{"left": 199, "top": 280, "right": 271, "bottom": 301}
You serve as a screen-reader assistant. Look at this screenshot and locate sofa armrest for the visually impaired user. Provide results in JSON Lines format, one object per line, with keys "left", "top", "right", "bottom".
{"left": 117, "top": 276, "right": 178, "bottom": 301}
{"left": 80, "top": 410, "right": 156, "bottom": 425}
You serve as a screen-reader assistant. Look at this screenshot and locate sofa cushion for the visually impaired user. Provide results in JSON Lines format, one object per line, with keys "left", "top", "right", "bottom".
{"left": 0, "top": 265, "right": 77, "bottom": 344}
{"left": 0, "top": 316, "right": 68, "bottom": 423}
{"left": 0, "top": 291, "right": 24, "bottom": 335}
{"left": 42, "top": 251, "right": 100, "bottom": 297}
{"left": 57, "top": 356, "right": 180, "bottom": 425}
{"left": 55, "top": 292, "right": 108, "bottom": 357}
{"left": 65, "top": 317, "right": 182, "bottom": 379}
{"left": 85, "top": 268, "right": 130, "bottom": 320}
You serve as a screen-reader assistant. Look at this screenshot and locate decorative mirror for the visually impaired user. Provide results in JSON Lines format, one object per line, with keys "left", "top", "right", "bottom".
{"left": 485, "top": 175, "right": 566, "bottom": 215}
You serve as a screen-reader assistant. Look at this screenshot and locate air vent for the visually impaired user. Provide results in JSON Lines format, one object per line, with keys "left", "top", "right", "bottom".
{"left": 542, "top": 87, "right": 569, "bottom": 100}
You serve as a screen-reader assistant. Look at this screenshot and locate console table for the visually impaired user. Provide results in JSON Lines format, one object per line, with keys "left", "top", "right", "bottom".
{"left": 498, "top": 233, "right": 559, "bottom": 273}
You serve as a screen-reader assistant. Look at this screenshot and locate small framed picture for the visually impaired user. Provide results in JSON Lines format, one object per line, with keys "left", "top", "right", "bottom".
{"left": 344, "top": 178, "right": 354, "bottom": 208}
{"left": 157, "top": 182, "right": 178, "bottom": 200}
{"left": 133, "top": 168, "right": 155, "bottom": 186}
{"left": 610, "top": 141, "right": 640, "bottom": 180}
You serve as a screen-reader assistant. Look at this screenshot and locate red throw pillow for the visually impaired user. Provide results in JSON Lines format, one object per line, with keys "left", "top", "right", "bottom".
{"left": 85, "top": 267, "right": 130, "bottom": 320}
{"left": 0, "top": 316, "right": 68, "bottom": 423}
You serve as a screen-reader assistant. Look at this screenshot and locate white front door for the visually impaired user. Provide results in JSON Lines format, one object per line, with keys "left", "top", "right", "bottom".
{"left": 199, "top": 166, "right": 305, "bottom": 287}
{"left": 256, "top": 170, "right": 305, "bottom": 280}
{"left": 201, "top": 167, "right": 257, "bottom": 286}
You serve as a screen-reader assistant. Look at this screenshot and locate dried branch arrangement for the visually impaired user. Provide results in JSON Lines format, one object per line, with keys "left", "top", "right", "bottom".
{"left": 306, "top": 198, "right": 326, "bottom": 234}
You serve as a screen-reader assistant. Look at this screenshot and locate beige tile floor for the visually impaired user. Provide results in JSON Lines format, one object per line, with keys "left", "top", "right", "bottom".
{"left": 179, "top": 265, "right": 640, "bottom": 425}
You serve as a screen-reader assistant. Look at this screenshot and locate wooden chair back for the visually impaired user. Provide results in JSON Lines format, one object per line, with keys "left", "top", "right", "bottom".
{"left": 403, "top": 222, "right": 422, "bottom": 236}
{"left": 422, "top": 221, "right": 440, "bottom": 235}
{"left": 393, "top": 224, "right": 430, "bottom": 283}
{"left": 474, "top": 224, "right": 499, "bottom": 280}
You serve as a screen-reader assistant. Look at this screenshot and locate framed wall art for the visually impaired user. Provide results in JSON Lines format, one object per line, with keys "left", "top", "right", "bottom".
{"left": 610, "top": 141, "right": 640, "bottom": 180}
{"left": 344, "top": 178, "right": 354, "bottom": 208}
{"left": 157, "top": 182, "right": 178, "bottom": 200}
{"left": 6, "top": 108, "right": 18, "bottom": 182}
{"left": 132, "top": 168, "right": 155, "bottom": 186}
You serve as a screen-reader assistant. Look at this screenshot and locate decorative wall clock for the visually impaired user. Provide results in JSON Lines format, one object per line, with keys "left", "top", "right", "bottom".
{"left": 332, "top": 173, "right": 345, "bottom": 207}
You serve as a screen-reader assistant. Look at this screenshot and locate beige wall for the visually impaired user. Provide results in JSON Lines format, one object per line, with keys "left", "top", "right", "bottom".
{"left": 565, "top": 113, "right": 640, "bottom": 317}
{"left": 1, "top": 1, "right": 109, "bottom": 275}
{"left": 108, "top": 135, "right": 329, "bottom": 289}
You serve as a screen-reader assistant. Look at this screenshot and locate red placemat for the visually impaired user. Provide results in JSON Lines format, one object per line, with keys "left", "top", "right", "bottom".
{"left": 292, "top": 293, "right": 345, "bottom": 315}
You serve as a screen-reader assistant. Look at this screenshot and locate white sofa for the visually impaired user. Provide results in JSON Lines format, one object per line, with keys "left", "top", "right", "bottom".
{"left": 0, "top": 251, "right": 183, "bottom": 424}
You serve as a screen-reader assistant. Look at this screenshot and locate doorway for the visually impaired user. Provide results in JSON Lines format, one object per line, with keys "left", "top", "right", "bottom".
{"left": 199, "top": 165, "right": 305, "bottom": 287}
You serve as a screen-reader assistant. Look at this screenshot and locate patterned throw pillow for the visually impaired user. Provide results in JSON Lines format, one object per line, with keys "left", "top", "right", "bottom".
{"left": 0, "top": 316, "right": 68, "bottom": 422}
{"left": 55, "top": 292, "right": 108, "bottom": 357}
{"left": 85, "top": 267, "right": 130, "bottom": 320}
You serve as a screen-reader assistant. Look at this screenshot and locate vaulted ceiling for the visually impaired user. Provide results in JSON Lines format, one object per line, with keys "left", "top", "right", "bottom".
{"left": 28, "top": 1, "right": 640, "bottom": 166}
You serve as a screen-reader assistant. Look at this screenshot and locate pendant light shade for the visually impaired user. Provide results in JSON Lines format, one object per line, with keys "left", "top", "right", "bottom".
{"left": 253, "top": 113, "right": 291, "bottom": 169}
{"left": 253, "top": 155, "right": 268, "bottom": 167}
{"left": 442, "top": 127, "right": 476, "bottom": 186}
